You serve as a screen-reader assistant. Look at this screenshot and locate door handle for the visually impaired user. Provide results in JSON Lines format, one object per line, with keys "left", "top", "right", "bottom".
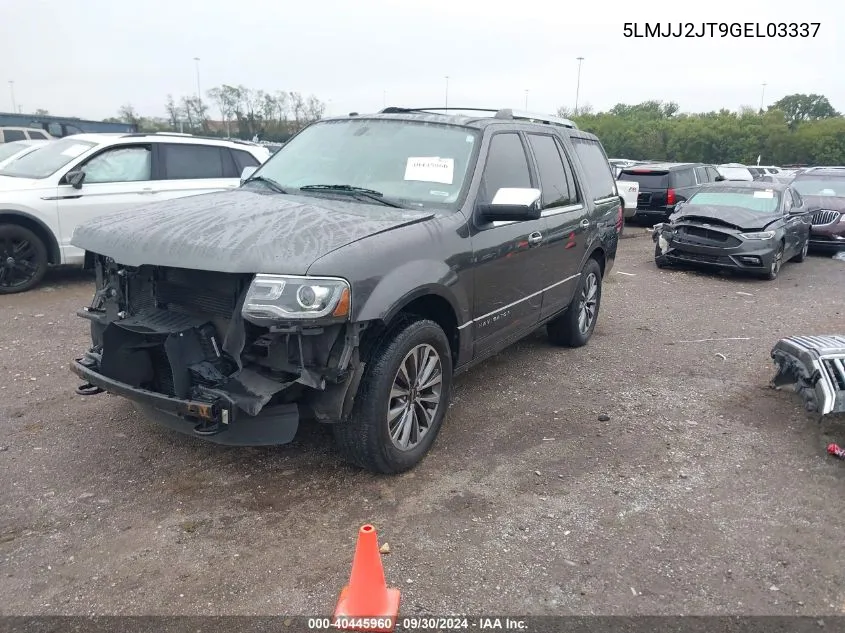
{"left": 527, "top": 231, "right": 544, "bottom": 246}
{"left": 579, "top": 219, "right": 590, "bottom": 229}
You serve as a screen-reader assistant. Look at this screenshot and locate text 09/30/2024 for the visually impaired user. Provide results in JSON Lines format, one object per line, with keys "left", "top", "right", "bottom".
{"left": 623, "top": 22, "right": 820, "bottom": 38}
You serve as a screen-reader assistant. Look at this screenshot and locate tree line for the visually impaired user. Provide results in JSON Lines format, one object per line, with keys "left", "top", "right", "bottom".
{"left": 106, "top": 85, "right": 328, "bottom": 141}
{"left": 557, "top": 93, "right": 844, "bottom": 166}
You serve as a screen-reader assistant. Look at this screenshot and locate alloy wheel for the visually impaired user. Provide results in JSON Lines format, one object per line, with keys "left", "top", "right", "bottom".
{"left": 387, "top": 343, "right": 443, "bottom": 451}
{"left": 0, "top": 235, "right": 39, "bottom": 290}
{"left": 578, "top": 273, "right": 599, "bottom": 334}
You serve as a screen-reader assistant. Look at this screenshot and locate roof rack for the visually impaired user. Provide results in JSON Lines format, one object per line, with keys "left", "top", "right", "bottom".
{"left": 378, "top": 107, "right": 577, "bottom": 129}
{"left": 120, "top": 131, "right": 260, "bottom": 147}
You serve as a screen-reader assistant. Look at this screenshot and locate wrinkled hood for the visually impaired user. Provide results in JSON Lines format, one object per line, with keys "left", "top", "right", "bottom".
{"left": 72, "top": 189, "right": 435, "bottom": 274}
{"left": 800, "top": 195, "right": 845, "bottom": 212}
{"left": 671, "top": 205, "right": 778, "bottom": 231}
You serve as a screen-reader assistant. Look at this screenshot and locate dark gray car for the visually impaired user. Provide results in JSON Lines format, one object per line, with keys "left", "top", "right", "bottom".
{"left": 653, "top": 181, "right": 811, "bottom": 280}
{"left": 70, "top": 108, "right": 621, "bottom": 473}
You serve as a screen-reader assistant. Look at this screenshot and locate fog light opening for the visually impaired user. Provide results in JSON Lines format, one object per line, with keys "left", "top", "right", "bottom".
{"left": 739, "top": 256, "right": 762, "bottom": 265}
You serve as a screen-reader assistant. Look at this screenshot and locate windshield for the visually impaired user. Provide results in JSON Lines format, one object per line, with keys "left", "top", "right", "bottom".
{"left": 250, "top": 118, "right": 479, "bottom": 209}
{"left": 791, "top": 176, "right": 845, "bottom": 197}
{"left": 0, "top": 142, "right": 30, "bottom": 163}
{"left": 688, "top": 189, "right": 780, "bottom": 213}
{"left": 0, "top": 138, "right": 95, "bottom": 178}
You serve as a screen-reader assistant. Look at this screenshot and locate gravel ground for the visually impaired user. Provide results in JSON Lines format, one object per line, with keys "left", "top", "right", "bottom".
{"left": 1, "top": 231, "right": 844, "bottom": 617}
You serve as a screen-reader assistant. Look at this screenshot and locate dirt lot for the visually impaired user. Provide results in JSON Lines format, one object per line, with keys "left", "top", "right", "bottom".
{"left": 1, "top": 231, "right": 844, "bottom": 617}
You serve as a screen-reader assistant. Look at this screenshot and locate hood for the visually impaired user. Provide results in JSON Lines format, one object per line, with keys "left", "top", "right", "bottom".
{"left": 72, "top": 189, "right": 435, "bottom": 274}
{"left": 800, "top": 195, "right": 845, "bottom": 212}
{"left": 671, "top": 205, "right": 778, "bottom": 231}
{"left": 0, "top": 175, "right": 44, "bottom": 192}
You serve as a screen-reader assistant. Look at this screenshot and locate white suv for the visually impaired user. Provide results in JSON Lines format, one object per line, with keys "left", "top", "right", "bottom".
{"left": 0, "top": 133, "right": 270, "bottom": 293}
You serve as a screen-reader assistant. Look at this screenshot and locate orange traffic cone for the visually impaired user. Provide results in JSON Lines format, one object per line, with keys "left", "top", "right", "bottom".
{"left": 334, "top": 524, "right": 400, "bottom": 632}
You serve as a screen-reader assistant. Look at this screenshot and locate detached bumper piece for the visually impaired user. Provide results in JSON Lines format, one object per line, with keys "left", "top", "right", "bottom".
{"left": 771, "top": 335, "right": 845, "bottom": 416}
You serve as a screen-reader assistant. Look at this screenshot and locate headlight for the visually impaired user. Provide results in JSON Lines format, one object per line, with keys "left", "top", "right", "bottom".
{"left": 740, "top": 231, "right": 776, "bottom": 240}
{"left": 241, "top": 274, "right": 351, "bottom": 324}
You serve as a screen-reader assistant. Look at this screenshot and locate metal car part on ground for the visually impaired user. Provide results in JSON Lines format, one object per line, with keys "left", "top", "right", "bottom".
{"left": 771, "top": 335, "right": 845, "bottom": 416}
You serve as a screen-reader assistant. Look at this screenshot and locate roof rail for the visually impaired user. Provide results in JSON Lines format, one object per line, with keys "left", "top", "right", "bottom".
{"left": 378, "top": 106, "right": 577, "bottom": 129}
{"left": 120, "top": 131, "right": 261, "bottom": 147}
{"left": 494, "top": 109, "right": 578, "bottom": 129}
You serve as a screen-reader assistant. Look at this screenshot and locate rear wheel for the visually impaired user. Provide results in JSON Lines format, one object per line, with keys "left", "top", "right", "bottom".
{"left": 333, "top": 318, "right": 453, "bottom": 474}
{"left": 547, "top": 258, "right": 602, "bottom": 348}
{"left": 0, "top": 224, "right": 49, "bottom": 294}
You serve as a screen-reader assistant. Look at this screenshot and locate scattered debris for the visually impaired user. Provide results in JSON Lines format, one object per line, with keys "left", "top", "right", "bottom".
{"left": 715, "top": 353, "right": 727, "bottom": 361}
{"left": 379, "top": 543, "right": 391, "bottom": 554}
{"left": 771, "top": 335, "right": 845, "bottom": 416}
{"left": 770, "top": 585, "right": 780, "bottom": 592}
{"left": 598, "top": 414, "right": 611, "bottom": 422}
{"left": 542, "top": 437, "right": 555, "bottom": 441}
{"left": 827, "top": 444, "right": 845, "bottom": 460}
{"left": 736, "top": 291, "right": 754, "bottom": 297}
{"left": 616, "top": 271, "right": 636, "bottom": 276}
{"left": 679, "top": 473, "right": 689, "bottom": 479}
{"left": 670, "top": 337, "right": 752, "bottom": 344}
{"left": 631, "top": 587, "right": 637, "bottom": 596}
{"left": 534, "top": 470, "right": 542, "bottom": 476}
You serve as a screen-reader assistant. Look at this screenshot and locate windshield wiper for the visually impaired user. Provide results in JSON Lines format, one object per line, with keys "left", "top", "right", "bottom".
{"left": 245, "top": 175, "right": 288, "bottom": 194}
{"left": 298, "top": 184, "right": 406, "bottom": 208}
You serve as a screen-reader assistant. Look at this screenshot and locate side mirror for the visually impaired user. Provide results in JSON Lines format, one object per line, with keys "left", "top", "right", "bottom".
{"left": 673, "top": 202, "right": 685, "bottom": 212}
{"left": 240, "top": 166, "right": 258, "bottom": 184}
{"left": 477, "top": 188, "right": 542, "bottom": 222}
{"left": 714, "top": 175, "right": 726, "bottom": 182}
{"left": 65, "top": 170, "right": 85, "bottom": 189}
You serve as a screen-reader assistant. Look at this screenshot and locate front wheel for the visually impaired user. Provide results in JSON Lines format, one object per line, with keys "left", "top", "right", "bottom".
{"left": 333, "top": 318, "right": 453, "bottom": 474}
{"left": 791, "top": 237, "right": 809, "bottom": 263}
{"left": 546, "top": 258, "right": 603, "bottom": 348}
{"left": 764, "top": 242, "right": 784, "bottom": 280}
{"left": 0, "top": 224, "right": 49, "bottom": 294}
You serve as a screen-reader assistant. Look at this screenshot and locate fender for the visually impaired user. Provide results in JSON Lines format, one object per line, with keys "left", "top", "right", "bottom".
{"left": 353, "top": 259, "right": 470, "bottom": 326}
{"left": 0, "top": 208, "right": 61, "bottom": 264}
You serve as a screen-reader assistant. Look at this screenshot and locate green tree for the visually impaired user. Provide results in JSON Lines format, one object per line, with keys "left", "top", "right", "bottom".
{"left": 769, "top": 93, "right": 840, "bottom": 128}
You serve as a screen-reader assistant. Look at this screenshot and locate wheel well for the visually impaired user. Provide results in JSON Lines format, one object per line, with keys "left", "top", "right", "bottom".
{"left": 589, "top": 247, "right": 606, "bottom": 276}
{"left": 0, "top": 213, "right": 60, "bottom": 265}
{"left": 361, "top": 294, "right": 459, "bottom": 366}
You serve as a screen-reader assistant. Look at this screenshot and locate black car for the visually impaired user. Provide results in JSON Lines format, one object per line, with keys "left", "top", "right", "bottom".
{"left": 69, "top": 107, "right": 621, "bottom": 473}
{"left": 652, "top": 181, "right": 811, "bottom": 280}
{"left": 618, "top": 162, "right": 724, "bottom": 222}
{"left": 788, "top": 167, "right": 845, "bottom": 252}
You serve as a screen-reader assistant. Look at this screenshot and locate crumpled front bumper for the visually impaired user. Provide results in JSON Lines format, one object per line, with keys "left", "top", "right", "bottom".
{"left": 653, "top": 223, "right": 777, "bottom": 271}
{"left": 771, "top": 335, "right": 845, "bottom": 416}
{"left": 70, "top": 358, "right": 299, "bottom": 446}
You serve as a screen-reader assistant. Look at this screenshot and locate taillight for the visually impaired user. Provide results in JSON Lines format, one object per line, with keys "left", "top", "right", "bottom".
{"left": 666, "top": 188, "right": 676, "bottom": 205}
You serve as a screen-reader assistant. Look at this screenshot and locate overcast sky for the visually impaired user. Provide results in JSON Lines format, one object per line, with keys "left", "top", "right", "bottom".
{"left": 2, "top": 0, "right": 840, "bottom": 121}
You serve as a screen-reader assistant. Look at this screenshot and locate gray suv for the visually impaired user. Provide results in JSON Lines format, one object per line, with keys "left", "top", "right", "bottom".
{"left": 70, "top": 107, "right": 621, "bottom": 473}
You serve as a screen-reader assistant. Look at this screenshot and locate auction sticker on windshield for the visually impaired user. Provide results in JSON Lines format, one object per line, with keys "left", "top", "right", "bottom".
{"left": 753, "top": 190, "right": 774, "bottom": 198}
{"left": 405, "top": 156, "right": 454, "bottom": 184}
{"left": 61, "top": 144, "right": 91, "bottom": 158}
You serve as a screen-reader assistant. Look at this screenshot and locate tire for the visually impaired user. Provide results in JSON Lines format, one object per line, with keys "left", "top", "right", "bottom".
{"left": 764, "top": 242, "right": 784, "bottom": 280}
{"left": 333, "top": 318, "right": 453, "bottom": 474}
{"left": 654, "top": 243, "right": 670, "bottom": 269}
{"left": 0, "top": 224, "right": 49, "bottom": 294}
{"left": 791, "top": 237, "right": 809, "bottom": 263}
{"left": 546, "top": 258, "right": 602, "bottom": 348}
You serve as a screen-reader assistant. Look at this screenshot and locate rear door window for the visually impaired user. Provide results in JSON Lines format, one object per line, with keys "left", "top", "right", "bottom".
{"left": 694, "top": 166, "right": 708, "bottom": 183}
{"left": 231, "top": 149, "right": 259, "bottom": 172}
{"left": 619, "top": 170, "right": 669, "bottom": 189}
{"left": 705, "top": 166, "right": 721, "bottom": 181}
{"left": 570, "top": 137, "right": 616, "bottom": 199}
{"left": 27, "top": 130, "right": 49, "bottom": 140}
{"left": 671, "top": 168, "right": 696, "bottom": 188}
{"left": 161, "top": 144, "right": 226, "bottom": 180}
{"left": 3, "top": 130, "right": 26, "bottom": 142}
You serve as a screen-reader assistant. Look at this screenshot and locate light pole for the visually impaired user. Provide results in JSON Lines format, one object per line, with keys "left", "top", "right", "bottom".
{"left": 760, "top": 82, "right": 767, "bottom": 112}
{"left": 193, "top": 57, "right": 202, "bottom": 127}
{"left": 575, "top": 57, "right": 584, "bottom": 115}
{"left": 444, "top": 76, "right": 449, "bottom": 110}
{"left": 8, "top": 80, "right": 16, "bottom": 113}
{"left": 383, "top": 90, "right": 386, "bottom": 108}
{"left": 524, "top": 89, "right": 529, "bottom": 110}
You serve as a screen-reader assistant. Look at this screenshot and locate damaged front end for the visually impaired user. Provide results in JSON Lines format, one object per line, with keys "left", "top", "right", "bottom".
{"left": 71, "top": 255, "right": 365, "bottom": 445}
{"left": 771, "top": 335, "right": 845, "bottom": 416}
